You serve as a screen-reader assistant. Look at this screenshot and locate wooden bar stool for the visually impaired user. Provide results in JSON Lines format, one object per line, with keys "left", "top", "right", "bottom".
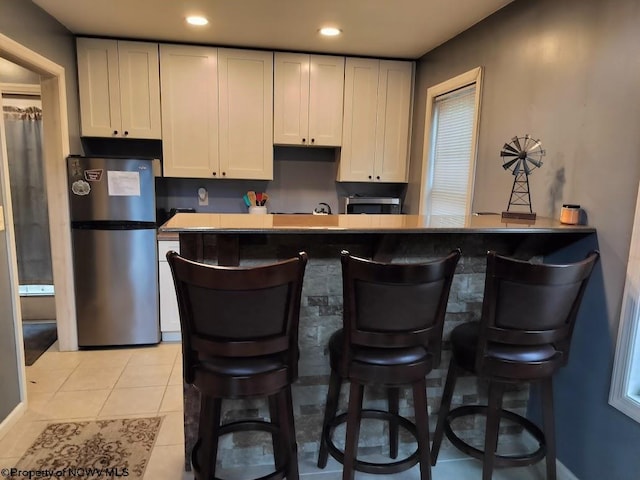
{"left": 167, "top": 251, "right": 307, "bottom": 480}
{"left": 431, "top": 250, "right": 599, "bottom": 480}
{"left": 317, "top": 249, "right": 461, "bottom": 480}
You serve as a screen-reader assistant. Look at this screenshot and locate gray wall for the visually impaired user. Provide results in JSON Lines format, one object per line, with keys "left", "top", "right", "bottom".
{"left": 406, "top": 0, "right": 640, "bottom": 478}
{"left": 0, "top": 0, "right": 81, "bottom": 153}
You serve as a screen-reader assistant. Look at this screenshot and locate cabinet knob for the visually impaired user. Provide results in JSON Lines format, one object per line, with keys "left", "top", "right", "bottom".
{"left": 302, "top": 138, "right": 306, "bottom": 143}
{"left": 311, "top": 138, "right": 315, "bottom": 144}
{"left": 222, "top": 172, "right": 226, "bottom": 176}
{"left": 113, "top": 130, "right": 118, "bottom": 135}
{"left": 376, "top": 176, "right": 380, "bottom": 180}
{"left": 212, "top": 172, "right": 217, "bottom": 176}
{"left": 123, "top": 131, "right": 129, "bottom": 136}
{"left": 368, "top": 175, "right": 372, "bottom": 180}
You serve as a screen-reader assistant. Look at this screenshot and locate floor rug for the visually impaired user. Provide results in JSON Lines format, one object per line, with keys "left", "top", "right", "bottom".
{"left": 16, "top": 417, "right": 162, "bottom": 479}
{"left": 23, "top": 321, "right": 58, "bottom": 366}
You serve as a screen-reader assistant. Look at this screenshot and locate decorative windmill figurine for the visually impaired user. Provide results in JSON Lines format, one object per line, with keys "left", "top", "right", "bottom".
{"left": 500, "top": 134, "right": 545, "bottom": 221}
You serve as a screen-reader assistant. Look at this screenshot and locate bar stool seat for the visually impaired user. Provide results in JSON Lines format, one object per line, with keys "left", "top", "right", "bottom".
{"left": 431, "top": 250, "right": 599, "bottom": 480}
{"left": 318, "top": 249, "right": 461, "bottom": 480}
{"left": 329, "top": 330, "right": 431, "bottom": 370}
{"left": 167, "top": 251, "right": 308, "bottom": 480}
{"left": 451, "top": 322, "right": 558, "bottom": 368}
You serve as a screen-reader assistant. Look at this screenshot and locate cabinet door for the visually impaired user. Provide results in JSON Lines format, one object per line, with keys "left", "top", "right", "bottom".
{"left": 160, "top": 44, "right": 218, "bottom": 178}
{"left": 374, "top": 60, "right": 413, "bottom": 182}
{"left": 308, "top": 55, "right": 344, "bottom": 147}
{"left": 337, "top": 58, "right": 379, "bottom": 181}
{"left": 77, "top": 38, "right": 121, "bottom": 137}
{"left": 274, "top": 52, "right": 309, "bottom": 145}
{"left": 117, "top": 41, "right": 162, "bottom": 139}
{"left": 218, "top": 49, "right": 273, "bottom": 180}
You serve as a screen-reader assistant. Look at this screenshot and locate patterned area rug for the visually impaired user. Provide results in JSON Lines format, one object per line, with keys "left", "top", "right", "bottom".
{"left": 16, "top": 417, "right": 162, "bottom": 479}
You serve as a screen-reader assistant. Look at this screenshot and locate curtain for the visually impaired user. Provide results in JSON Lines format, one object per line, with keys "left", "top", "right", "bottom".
{"left": 3, "top": 104, "right": 53, "bottom": 285}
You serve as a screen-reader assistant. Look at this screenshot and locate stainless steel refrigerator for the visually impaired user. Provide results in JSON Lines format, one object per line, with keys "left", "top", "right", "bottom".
{"left": 67, "top": 155, "right": 160, "bottom": 346}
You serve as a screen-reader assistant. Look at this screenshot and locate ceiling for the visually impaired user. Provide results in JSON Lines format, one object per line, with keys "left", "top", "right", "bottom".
{"left": 32, "top": 0, "right": 513, "bottom": 59}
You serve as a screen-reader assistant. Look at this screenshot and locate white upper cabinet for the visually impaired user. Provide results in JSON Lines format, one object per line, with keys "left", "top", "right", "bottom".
{"left": 338, "top": 58, "right": 413, "bottom": 182}
{"left": 274, "top": 53, "right": 344, "bottom": 147}
{"left": 159, "top": 46, "right": 273, "bottom": 180}
{"left": 160, "top": 44, "right": 219, "bottom": 178}
{"left": 218, "top": 48, "right": 274, "bottom": 180}
{"left": 77, "top": 38, "right": 161, "bottom": 139}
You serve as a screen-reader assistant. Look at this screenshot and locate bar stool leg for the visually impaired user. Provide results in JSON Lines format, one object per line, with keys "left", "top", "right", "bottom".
{"left": 412, "top": 378, "right": 432, "bottom": 480}
{"left": 318, "top": 369, "right": 342, "bottom": 468}
{"left": 541, "top": 377, "right": 557, "bottom": 480}
{"left": 281, "top": 386, "right": 300, "bottom": 480}
{"left": 431, "top": 359, "right": 459, "bottom": 465}
{"left": 342, "top": 381, "right": 365, "bottom": 480}
{"left": 388, "top": 387, "right": 400, "bottom": 459}
{"left": 482, "top": 381, "right": 505, "bottom": 480}
{"left": 196, "top": 396, "right": 221, "bottom": 480}
{"left": 269, "top": 394, "right": 286, "bottom": 473}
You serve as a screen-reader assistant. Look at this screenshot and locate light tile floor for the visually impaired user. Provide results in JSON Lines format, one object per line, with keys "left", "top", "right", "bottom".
{"left": 0, "top": 342, "right": 547, "bottom": 479}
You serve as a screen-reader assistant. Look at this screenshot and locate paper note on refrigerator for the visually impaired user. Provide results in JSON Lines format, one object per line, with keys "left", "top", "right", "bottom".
{"left": 107, "top": 171, "right": 141, "bottom": 196}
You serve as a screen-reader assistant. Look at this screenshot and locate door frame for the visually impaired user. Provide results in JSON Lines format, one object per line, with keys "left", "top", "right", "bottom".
{"left": 417, "top": 66, "right": 483, "bottom": 216}
{"left": 0, "top": 33, "right": 77, "bottom": 354}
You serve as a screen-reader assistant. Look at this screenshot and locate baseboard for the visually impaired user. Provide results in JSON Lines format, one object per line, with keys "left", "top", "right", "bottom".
{"left": 162, "top": 331, "right": 182, "bottom": 342}
{"left": 557, "top": 460, "right": 580, "bottom": 480}
{"left": 0, "top": 401, "right": 27, "bottom": 442}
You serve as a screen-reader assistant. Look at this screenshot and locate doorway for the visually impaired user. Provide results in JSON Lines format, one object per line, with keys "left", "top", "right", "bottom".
{"left": 0, "top": 33, "right": 76, "bottom": 355}
{"left": 1, "top": 83, "right": 57, "bottom": 364}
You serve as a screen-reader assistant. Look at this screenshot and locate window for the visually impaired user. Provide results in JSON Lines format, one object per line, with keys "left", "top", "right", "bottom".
{"left": 610, "top": 181, "right": 640, "bottom": 423}
{"left": 419, "top": 67, "right": 482, "bottom": 216}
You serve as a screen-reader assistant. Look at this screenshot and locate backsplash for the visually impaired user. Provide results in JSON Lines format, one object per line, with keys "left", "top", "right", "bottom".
{"left": 156, "top": 146, "right": 406, "bottom": 215}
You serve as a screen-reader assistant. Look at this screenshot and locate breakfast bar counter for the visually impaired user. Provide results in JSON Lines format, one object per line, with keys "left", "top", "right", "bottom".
{"left": 161, "top": 213, "right": 594, "bottom": 266}
{"left": 159, "top": 213, "right": 596, "bottom": 471}
{"left": 160, "top": 212, "right": 592, "bottom": 234}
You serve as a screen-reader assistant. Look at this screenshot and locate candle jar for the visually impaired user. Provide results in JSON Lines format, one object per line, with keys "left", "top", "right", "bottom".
{"left": 560, "top": 204, "right": 580, "bottom": 225}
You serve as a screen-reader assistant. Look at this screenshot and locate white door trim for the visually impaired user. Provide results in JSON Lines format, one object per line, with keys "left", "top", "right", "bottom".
{"left": 609, "top": 180, "right": 640, "bottom": 423}
{"left": 0, "top": 33, "right": 77, "bottom": 352}
{"left": 418, "top": 66, "right": 483, "bottom": 216}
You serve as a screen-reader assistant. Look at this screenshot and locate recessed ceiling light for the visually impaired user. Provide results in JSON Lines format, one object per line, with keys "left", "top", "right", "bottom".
{"left": 186, "top": 16, "right": 209, "bottom": 26}
{"left": 319, "top": 27, "right": 342, "bottom": 37}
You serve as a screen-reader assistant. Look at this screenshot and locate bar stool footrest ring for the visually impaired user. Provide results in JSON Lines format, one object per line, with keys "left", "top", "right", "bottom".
{"left": 325, "top": 409, "right": 420, "bottom": 475}
{"left": 444, "top": 405, "right": 547, "bottom": 468}
{"left": 192, "top": 419, "right": 289, "bottom": 480}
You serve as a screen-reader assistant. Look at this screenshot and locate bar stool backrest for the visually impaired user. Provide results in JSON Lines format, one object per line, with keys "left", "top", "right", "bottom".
{"left": 340, "top": 249, "right": 461, "bottom": 367}
{"left": 477, "top": 250, "right": 599, "bottom": 376}
{"left": 166, "top": 251, "right": 307, "bottom": 383}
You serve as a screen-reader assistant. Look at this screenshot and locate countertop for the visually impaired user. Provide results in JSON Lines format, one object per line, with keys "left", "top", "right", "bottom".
{"left": 159, "top": 213, "right": 596, "bottom": 235}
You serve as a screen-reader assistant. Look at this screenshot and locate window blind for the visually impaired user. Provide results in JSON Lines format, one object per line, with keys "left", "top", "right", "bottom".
{"left": 427, "top": 84, "right": 476, "bottom": 216}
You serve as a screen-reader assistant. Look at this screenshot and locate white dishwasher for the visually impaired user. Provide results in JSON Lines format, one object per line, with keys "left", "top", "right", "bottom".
{"left": 158, "top": 240, "right": 181, "bottom": 341}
